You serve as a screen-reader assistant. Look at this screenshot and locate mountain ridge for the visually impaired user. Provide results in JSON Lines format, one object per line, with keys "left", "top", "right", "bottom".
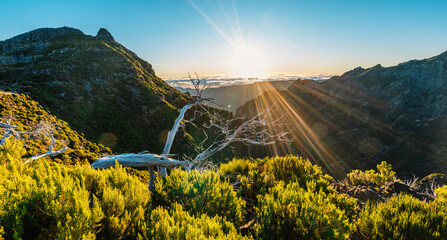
{"left": 0, "top": 27, "right": 192, "bottom": 154}
{"left": 237, "top": 49, "right": 447, "bottom": 177}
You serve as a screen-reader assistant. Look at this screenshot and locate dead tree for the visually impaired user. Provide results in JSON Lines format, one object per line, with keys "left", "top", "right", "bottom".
{"left": 23, "top": 132, "right": 68, "bottom": 164}
{"left": 0, "top": 117, "right": 20, "bottom": 145}
{"left": 0, "top": 119, "right": 68, "bottom": 163}
{"left": 91, "top": 75, "right": 290, "bottom": 190}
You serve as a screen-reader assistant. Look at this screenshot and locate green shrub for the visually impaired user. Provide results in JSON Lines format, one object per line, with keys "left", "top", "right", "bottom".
{"left": 219, "top": 158, "right": 260, "bottom": 204}
{"left": 219, "top": 158, "right": 258, "bottom": 177}
{"left": 255, "top": 182, "right": 353, "bottom": 240}
{"left": 148, "top": 204, "right": 251, "bottom": 240}
{"left": 220, "top": 156, "right": 358, "bottom": 224}
{"left": 261, "top": 155, "right": 331, "bottom": 192}
{"left": 0, "top": 160, "right": 98, "bottom": 239}
{"left": 153, "top": 169, "right": 246, "bottom": 226}
{"left": 0, "top": 138, "right": 26, "bottom": 165}
{"left": 348, "top": 161, "right": 395, "bottom": 187}
{"left": 347, "top": 169, "right": 369, "bottom": 186}
{"left": 435, "top": 185, "right": 447, "bottom": 203}
{"left": 0, "top": 140, "right": 150, "bottom": 239}
{"left": 358, "top": 194, "right": 447, "bottom": 239}
{"left": 70, "top": 163, "right": 150, "bottom": 239}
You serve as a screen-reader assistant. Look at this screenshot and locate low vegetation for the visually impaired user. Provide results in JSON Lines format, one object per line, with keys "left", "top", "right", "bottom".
{"left": 0, "top": 136, "right": 446, "bottom": 239}
{"left": 347, "top": 161, "right": 396, "bottom": 187}
{"left": 0, "top": 92, "right": 110, "bottom": 164}
{"left": 357, "top": 195, "right": 447, "bottom": 239}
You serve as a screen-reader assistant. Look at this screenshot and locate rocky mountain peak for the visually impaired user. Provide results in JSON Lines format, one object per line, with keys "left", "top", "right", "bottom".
{"left": 96, "top": 28, "right": 114, "bottom": 41}
{"left": 0, "top": 27, "right": 83, "bottom": 54}
{"left": 0, "top": 27, "right": 82, "bottom": 45}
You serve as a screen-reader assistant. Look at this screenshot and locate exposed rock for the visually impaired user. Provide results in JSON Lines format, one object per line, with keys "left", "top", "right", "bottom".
{"left": 353, "top": 186, "right": 384, "bottom": 202}
{"left": 95, "top": 28, "right": 115, "bottom": 41}
{"left": 0, "top": 27, "right": 82, "bottom": 54}
{"left": 385, "top": 180, "right": 412, "bottom": 194}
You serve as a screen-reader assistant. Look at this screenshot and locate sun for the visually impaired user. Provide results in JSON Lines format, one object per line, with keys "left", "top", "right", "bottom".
{"left": 228, "top": 44, "right": 269, "bottom": 78}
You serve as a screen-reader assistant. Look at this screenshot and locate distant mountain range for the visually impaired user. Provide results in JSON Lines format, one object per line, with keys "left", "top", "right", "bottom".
{"left": 176, "top": 80, "right": 294, "bottom": 113}
{"left": 238, "top": 50, "right": 447, "bottom": 177}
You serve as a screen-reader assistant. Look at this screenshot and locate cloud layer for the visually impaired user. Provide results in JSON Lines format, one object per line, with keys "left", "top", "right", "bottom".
{"left": 164, "top": 74, "right": 333, "bottom": 90}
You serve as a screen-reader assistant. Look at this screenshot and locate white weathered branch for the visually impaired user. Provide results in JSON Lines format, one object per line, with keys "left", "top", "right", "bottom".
{"left": 24, "top": 133, "right": 67, "bottom": 164}
{"left": 192, "top": 109, "right": 290, "bottom": 165}
{"left": 0, "top": 123, "right": 18, "bottom": 129}
{"left": 91, "top": 153, "right": 190, "bottom": 170}
{"left": 158, "top": 75, "right": 213, "bottom": 176}
{"left": 162, "top": 97, "right": 210, "bottom": 156}
{"left": 0, "top": 120, "right": 20, "bottom": 145}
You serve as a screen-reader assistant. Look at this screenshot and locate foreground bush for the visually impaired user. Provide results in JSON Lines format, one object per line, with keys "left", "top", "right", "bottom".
{"left": 152, "top": 169, "right": 246, "bottom": 226}
{"left": 255, "top": 182, "right": 353, "bottom": 240}
{"left": 70, "top": 164, "right": 150, "bottom": 239}
{"left": 0, "top": 139, "right": 150, "bottom": 239}
{"left": 358, "top": 194, "right": 447, "bottom": 239}
{"left": 348, "top": 161, "right": 395, "bottom": 187}
{"left": 1, "top": 137, "right": 446, "bottom": 240}
{"left": 221, "top": 156, "right": 359, "bottom": 224}
{"left": 261, "top": 155, "right": 331, "bottom": 192}
{"left": 148, "top": 204, "right": 250, "bottom": 240}
{"left": 219, "top": 158, "right": 258, "bottom": 177}
{"left": 435, "top": 185, "right": 447, "bottom": 203}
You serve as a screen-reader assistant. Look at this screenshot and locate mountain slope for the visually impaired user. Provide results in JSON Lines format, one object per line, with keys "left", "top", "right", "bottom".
{"left": 237, "top": 51, "right": 447, "bottom": 177}
{"left": 0, "top": 90, "right": 110, "bottom": 163}
{"left": 0, "top": 27, "right": 191, "bottom": 153}
{"left": 176, "top": 80, "right": 293, "bottom": 112}
{"left": 202, "top": 80, "right": 293, "bottom": 113}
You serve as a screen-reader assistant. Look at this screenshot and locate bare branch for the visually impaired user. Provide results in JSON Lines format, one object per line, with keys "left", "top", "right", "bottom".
{"left": 0, "top": 122, "right": 18, "bottom": 129}
{"left": 23, "top": 132, "right": 67, "bottom": 164}
{"left": 191, "top": 108, "right": 291, "bottom": 165}
{"left": 161, "top": 97, "right": 211, "bottom": 159}
{"left": 0, "top": 119, "right": 20, "bottom": 145}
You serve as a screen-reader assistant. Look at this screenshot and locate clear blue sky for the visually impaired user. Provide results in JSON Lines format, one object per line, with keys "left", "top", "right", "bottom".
{"left": 1, "top": 0, "right": 447, "bottom": 78}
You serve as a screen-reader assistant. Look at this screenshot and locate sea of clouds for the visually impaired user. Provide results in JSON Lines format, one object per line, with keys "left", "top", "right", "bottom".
{"left": 164, "top": 74, "right": 333, "bottom": 91}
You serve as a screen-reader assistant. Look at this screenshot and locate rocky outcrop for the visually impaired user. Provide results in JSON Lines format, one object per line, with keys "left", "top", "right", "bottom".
{"left": 0, "top": 27, "right": 82, "bottom": 54}
{"left": 95, "top": 28, "right": 115, "bottom": 41}
{"left": 0, "top": 27, "right": 83, "bottom": 66}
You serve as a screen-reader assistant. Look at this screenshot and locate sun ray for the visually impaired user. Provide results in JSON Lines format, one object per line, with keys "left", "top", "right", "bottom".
{"left": 186, "top": 0, "right": 235, "bottom": 47}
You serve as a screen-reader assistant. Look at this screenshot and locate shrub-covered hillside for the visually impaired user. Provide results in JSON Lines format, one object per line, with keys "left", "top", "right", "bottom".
{"left": 0, "top": 91, "right": 110, "bottom": 164}
{"left": 1, "top": 139, "right": 446, "bottom": 240}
